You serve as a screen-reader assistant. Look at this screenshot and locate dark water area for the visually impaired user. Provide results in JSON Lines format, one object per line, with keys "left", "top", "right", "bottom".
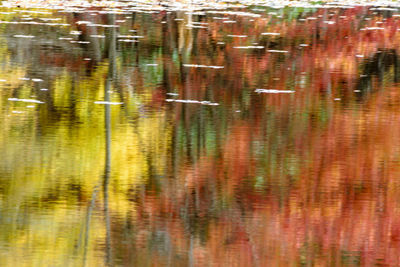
{"left": 1, "top": 4, "right": 400, "bottom": 266}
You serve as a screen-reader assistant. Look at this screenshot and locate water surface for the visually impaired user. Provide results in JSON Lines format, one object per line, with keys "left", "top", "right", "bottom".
{"left": 1, "top": 4, "right": 400, "bottom": 266}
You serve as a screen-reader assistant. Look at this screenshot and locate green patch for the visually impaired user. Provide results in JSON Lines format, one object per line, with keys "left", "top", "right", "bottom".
{"left": 310, "top": 0, "right": 326, "bottom": 4}
{"left": 341, "top": 250, "right": 361, "bottom": 266}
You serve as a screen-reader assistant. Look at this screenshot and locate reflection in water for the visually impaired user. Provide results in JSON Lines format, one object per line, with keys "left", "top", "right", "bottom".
{"left": 82, "top": 12, "right": 116, "bottom": 267}
{"left": 103, "top": 12, "right": 116, "bottom": 267}
{"left": 356, "top": 49, "right": 399, "bottom": 101}
{"left": 1, "top": 5, "right": 400, "bottom": 266}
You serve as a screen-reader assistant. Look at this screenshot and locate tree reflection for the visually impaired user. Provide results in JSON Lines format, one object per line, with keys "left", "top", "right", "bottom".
{"left": 80, "top": 12, "right": 116, "bottom": 267}
{"left": 356, "top": 49, "right": 399, "bottom": 101}
{"left": 103, "top": 12, "right": 116, "bottom": 267}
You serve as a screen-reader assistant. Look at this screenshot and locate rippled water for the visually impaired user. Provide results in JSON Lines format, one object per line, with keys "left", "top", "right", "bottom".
{"left": 1, "top": 4, "right": 400, "bottom": 266}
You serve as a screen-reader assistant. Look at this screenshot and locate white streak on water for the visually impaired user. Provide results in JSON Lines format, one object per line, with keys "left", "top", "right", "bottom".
{"left": 8, "top": 98, "right": 44, "bottom": 103}
{"left": 183, "top": 64, "right": 224, "bottom": 69}
{"left": 267, "top": 50, "right": 289, "bottom": 53}
{"left": 261, "top": 32, "right": 280, "bottom": 36}
{"left": 94, "top": 101, "right": 123, "bottom": 105}
{"left": 186, "top": 24, "right": 207, "bottom": 29}
{"left": 361, "top": 27, "right": 384, "bottom": 30}
{"left": 227, "top": 34, "right": 247, "bottom": 38}
{"left": 166, "top": 99, "right": 219, "bottom": 106}
{"left": 76, "top": 20, "right": 91, "bottom": 25}
{"left": 90, "top": 35, "right": 105, "bottom": 38}
{"left": 117, "top": 35, "right": 144, "bottom": 38}
{"left": 234, "top": 46, "right": 264, "bottom": 49}
{"left": 118, "top": 39, "right": 138, "bottom": 43}
{"left": 13, "top": 35, "right": 35, "bottom": 38}
{"left": 255, "top": 89, "right": 294, "bottom": 94}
